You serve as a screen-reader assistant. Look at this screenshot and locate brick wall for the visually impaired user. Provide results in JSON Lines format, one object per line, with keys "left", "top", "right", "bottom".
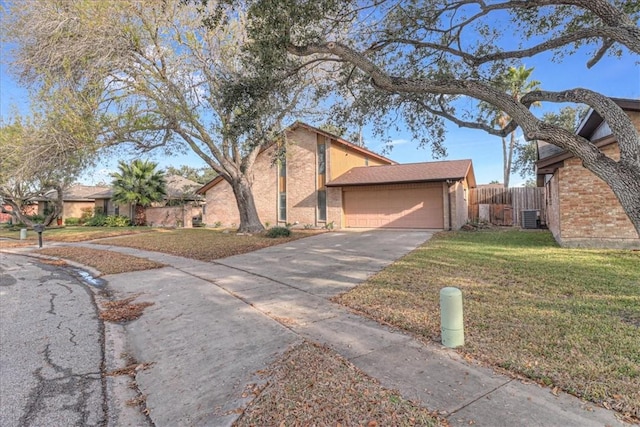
{"left": 146, "top": 205, "right": 201, "bottom": 227}
{"left": 556, "top": 143, "right": 639, "bottom": 248}
{"left": 327, "top": 186, "right": 343, "bottom": 228}
{"left": 202, "top": 145, "right": 278, "bottom": 228}
{"left": 285, "top": 127, "right": 318, "bottom": 226}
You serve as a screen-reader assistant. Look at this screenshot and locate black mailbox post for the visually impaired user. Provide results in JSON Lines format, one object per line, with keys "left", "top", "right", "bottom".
{"left": 33, "top": 224, "right": 45, "bottom": 248}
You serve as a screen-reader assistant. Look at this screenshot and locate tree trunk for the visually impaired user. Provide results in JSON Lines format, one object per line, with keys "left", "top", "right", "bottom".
{"left": 134, "top": 204, "right": 146, "bottom": 226}
{"left": 502, "top": 136, "right": 509, "bottom": 188}
{"left": 230, "top": 176, "right": 265, "bottom": 233}
{"left": 505, "top": 132, "right": 516, "bottom": 188}
{"left": 2, "top": 200, "right": 34, "bottom": 227}
{"left": 42, "top": 184, "right": 64, "bottom": 226}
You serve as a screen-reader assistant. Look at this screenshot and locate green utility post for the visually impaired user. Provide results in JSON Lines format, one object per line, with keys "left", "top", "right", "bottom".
{"left": 440, "top": 287, "right": 464, "bottom": 348}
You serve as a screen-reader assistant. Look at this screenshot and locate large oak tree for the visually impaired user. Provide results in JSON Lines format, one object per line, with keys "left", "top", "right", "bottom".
{"left": 245, "top": 0, "right": 640, "bottom": 236}
{"left": 4, "top": 0, "right": 318, "bottom": 233}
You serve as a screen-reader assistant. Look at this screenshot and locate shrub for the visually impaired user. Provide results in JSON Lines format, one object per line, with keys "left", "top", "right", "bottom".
{"left": 213, "top": 221, "right": 222, "bottom": 228}
{"left": 265, "top": 226, "right": 291, "bottom": 238}
{"left": 85, "top": 215, "right": 107, "bottom": 227}
{"left": 104, "top": 215, "right": 131, "bottom": 227}
{"left": 65, "top": 217, "right": 81, "bottom": 226}
{"left": 26, "top": 214, "right": 45, "bottom": 223}
{"left": 80, "top": 207, "right": 94, "bottom": 223}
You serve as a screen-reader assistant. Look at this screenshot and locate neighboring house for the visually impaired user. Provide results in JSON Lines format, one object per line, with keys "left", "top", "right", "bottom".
{"left": 0, "top": 203, "right": 38, "bottom": 223}
{"left": 38, "top": 185, "right": 111, "bottom": 221}
{"left": 536, "top": 97, "right": 640, "bottom": 249}
{"left": 92, "top": 175, "right": 203, "bottom": 227}
{"left": 36, "top": 175, "right": 203, "bottom": 227}
{"left": 198, "top": 121, "right": 475, "bottom": 230}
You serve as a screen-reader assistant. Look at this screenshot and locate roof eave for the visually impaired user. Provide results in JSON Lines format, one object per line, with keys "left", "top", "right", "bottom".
{"left": 535, "top": 135, "right": 617, "bottom": 173}
{"left": 326, "top": 177, "right": 466, "bottom": 187}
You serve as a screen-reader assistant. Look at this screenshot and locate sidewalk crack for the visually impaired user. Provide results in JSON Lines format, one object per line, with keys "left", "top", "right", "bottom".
{"left": 446, "top": 378, "right": 514, "bottom": 418}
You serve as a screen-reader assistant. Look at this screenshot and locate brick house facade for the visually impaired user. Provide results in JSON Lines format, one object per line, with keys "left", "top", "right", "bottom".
{"left": 199, "top": 122, "right": 475, "bottom": 230}
{"left": 537, "top": 98, "right": 640, "bottom": 249}
{"left": 198, "top": 122, "right": 392, "bottom": 228}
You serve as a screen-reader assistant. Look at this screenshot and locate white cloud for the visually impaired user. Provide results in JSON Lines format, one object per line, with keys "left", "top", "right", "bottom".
{"left": 389, "top": 138, "right": 409, "bottom": 146}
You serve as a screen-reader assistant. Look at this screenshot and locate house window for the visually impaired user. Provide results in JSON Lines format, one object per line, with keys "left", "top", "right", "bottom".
{"left": 115, "top": 205, "right": 120, "bottom": 215}
{"left": 365, "top": 157, "right": 369, "bottom": 166}
{"left": 317, "top": 190, "right": 327, "bottom": 221}
{"left": 317, "top": 141, "right": 327, "bottom": 221}
{"left": 278, "top": 158, "right": 286, "bottom": 221}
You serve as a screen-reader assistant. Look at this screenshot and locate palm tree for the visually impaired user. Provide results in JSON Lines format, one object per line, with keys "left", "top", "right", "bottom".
{"left": 482, "top": 66, "right": 540, "bottom": 188}
{"left": 111, "top": 160, "right": 167, "bottom": 226}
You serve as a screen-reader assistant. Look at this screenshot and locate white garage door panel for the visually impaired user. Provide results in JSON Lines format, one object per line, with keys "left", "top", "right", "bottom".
{"left": 343, "top": 183, "right": 444, "bottom": 229}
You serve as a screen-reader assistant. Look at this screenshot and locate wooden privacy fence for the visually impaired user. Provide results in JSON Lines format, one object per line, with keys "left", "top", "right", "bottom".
{"left": 468, "top": 187, "right": 546, "bottom": 227}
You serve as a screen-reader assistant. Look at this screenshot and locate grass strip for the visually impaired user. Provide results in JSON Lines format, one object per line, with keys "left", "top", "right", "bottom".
{"left": 336, "top": 230, "right": 640, "bottom": 419}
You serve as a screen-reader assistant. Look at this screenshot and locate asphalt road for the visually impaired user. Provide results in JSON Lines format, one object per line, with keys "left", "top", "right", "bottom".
{"left": 0, "top": 253, "right": 107, "bottom": 427}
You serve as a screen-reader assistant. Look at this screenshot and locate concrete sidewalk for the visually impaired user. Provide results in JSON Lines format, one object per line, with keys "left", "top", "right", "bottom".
{"left": 5, "top": 232, "right": 628, "bottom": 426}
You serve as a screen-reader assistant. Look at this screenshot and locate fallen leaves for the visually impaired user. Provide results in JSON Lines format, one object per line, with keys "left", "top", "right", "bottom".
{"left": 35, "top": 247, "right": 165, "bottom": 275}
{"left": 233, "top": 341, "right": 442, "bottom": 426}
{"left": 96, "top": 228, "right": 322, "bottom": 261}
{"left": 105, "top": 362, "right": 154, "bottom": 377}
{"left": 99, "top": 295, "right": 154, "bottom": 323}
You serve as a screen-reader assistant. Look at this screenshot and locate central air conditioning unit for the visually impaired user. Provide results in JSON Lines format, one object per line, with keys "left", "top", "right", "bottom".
{"left": 522, "top": 210, "right": 539, "bottom": 229}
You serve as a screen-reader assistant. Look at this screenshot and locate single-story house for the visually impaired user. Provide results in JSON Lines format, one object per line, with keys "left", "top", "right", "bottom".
{"left": 38, "top": 175, "right": 203, "bottom": 227}
{"left": 0, "top": 203, "right": 38, "bottom": 223}
{"left": 536, "top": 97, "right": 640, "bottom": 249}
{"left": 91, "top": 175, "right": 203, "bottom": 227}
{"left": 197, "top": 121, "right": 476, "bottom": 230}
{"left": 38, "top": 185, "right": 111, "bottom": 222}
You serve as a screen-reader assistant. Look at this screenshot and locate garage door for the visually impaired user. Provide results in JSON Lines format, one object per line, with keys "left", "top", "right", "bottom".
{"left": 343, "top": 183, "right": 444, "bottom": 229}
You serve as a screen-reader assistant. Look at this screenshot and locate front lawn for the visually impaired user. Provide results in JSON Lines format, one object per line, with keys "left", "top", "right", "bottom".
{"left": 35, "top": 247, "right": 165, "bottom": 275}
{"left": 336, "top": 230, "right": 640, "bottom": 419}
{"left": 0, "top": 226, "right": 154, "bottom": 243}
{"left": 95, "top": 228, "right": 322, "bottom": 261}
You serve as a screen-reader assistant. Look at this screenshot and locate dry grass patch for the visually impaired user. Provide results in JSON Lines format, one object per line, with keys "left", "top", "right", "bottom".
{"left": 336, "top": 230, "right": 640, "bottom": 420}
{"left": 0, "top": 239, "right": 38, "bottom": 249}
{"left": 0, "top": 226, "right": 155, "bottom": 243}
{"left": 234, "top": 341, "right": 441, "bottom": 427}
{"left": 96, "top": 228, "right": 321, "bottom": 261}
{"left": 35, "top": 247, "right": 164, "bottom": 275}
{"left": 99, "top": 295, "right": 154, "bottom": 322}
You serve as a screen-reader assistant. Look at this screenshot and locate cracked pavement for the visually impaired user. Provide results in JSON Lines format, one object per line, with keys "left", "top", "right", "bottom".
{"left": 0, "top": 253, "right": 107, "bottom": 427}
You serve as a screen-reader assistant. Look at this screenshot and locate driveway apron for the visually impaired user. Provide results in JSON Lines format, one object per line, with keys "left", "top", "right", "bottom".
{"left": 216, "top": 229, "right": 434, "bottom": 297}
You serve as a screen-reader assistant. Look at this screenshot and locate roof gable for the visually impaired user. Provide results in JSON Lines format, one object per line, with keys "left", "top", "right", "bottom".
{"left": 538, "top": 97, "right": 640, "bottom": 164}
{"left": 326, "top": 159, "right": 475, "bottom": 187}
{"left": 288, "top": 121, "right": 395, "bottom": 166}
{"left": 197, "top": 121, "right": 395, "bottom": 193}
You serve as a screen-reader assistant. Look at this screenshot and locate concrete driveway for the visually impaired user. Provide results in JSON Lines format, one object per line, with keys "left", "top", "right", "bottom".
{"left": 217, "top": 229, "right": 434, "bottom": 297}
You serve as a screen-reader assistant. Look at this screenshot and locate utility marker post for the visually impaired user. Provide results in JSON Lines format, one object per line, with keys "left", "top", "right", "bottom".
{"left": 440, "top": 287, "right": 464, "bottom": 348}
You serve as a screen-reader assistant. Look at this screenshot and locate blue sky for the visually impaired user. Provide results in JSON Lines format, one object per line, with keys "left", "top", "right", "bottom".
{"left": 1, "top": 40, "right": 639, "bottom": 186}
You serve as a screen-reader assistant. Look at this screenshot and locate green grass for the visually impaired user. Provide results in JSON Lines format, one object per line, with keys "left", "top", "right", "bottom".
{"left": 336, "top": 230, "right": 640, "bottom": 419}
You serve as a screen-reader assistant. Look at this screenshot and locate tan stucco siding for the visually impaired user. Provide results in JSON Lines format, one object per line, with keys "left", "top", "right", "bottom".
{"left": 328, "top": 142, "right": 388, "bottom": 180}
{"left": 450, "top": 181, "right": 469, "bottom": 230}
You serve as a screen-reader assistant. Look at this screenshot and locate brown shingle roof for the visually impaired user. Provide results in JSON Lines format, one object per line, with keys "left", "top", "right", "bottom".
{"left": 39, "top": 185, "right": 111, "bottom": 201}
{"left": 326, "top": 160, "right": 475, "bottom": 187}
{"left": 91, "top": 175, "right": 202, "bottom": 200}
